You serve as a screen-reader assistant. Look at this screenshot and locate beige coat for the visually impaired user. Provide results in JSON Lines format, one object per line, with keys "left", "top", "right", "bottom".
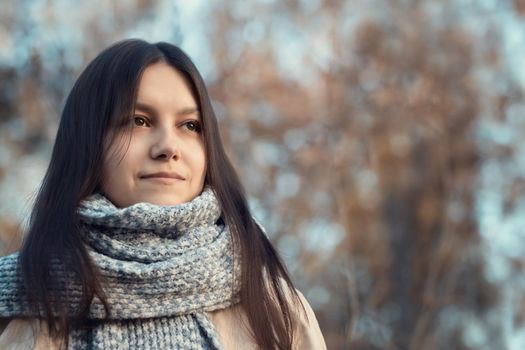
{"left": 0, "top": 290, "right": 326, "bottom": 350}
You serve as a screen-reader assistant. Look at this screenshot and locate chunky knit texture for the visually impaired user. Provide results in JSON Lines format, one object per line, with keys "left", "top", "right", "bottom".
{"left": 0, "top": 186, "right": 241, "bottom": 349}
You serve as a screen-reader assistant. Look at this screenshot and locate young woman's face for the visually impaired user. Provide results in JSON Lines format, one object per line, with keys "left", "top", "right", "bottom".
{"left": 100, "top": 62, "right": 206, "bottom": 207}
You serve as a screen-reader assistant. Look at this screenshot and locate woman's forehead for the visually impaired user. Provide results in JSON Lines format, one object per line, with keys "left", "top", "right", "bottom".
{"left": 135, "top": 62, "right": 198, "bottom": 111}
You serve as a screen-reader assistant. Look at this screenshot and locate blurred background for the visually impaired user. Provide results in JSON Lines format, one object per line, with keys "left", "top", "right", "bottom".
{"left": 1, "top": 0, "right": 525, "bottom": 349}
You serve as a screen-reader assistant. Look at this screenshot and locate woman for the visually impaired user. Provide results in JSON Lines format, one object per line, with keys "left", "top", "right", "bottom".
{"left": 0, "top": 39, "right": 326, "bottom": 349}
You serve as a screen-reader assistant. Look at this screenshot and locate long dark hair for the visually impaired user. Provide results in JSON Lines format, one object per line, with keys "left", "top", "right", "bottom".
{"left": 19, "top": 39, "right": 304, "bottom": 349}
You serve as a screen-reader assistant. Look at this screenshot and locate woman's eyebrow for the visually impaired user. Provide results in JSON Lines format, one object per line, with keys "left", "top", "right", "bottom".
{"left": 135, "top": 101, "right": 200, "bottom": 117}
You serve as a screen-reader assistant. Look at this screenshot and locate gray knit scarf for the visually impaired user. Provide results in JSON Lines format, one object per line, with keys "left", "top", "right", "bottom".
{"left": 0, "top": 186, "right": 240, "bottom": 349}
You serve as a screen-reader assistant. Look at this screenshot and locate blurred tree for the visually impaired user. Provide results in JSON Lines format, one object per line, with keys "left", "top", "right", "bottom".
{"left": 204, "top": 1, "right": 508, "bottom": 349}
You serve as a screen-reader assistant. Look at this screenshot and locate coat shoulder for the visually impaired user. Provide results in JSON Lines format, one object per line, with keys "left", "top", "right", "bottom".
{"left": 274, "top": 279, "right": 327, "bottom": 350}
{"left": 208, "top": 278, "right": 327, "bottom": 350}
{"left": 291, "top": 289, "right": 327, "bottom": 350}
{"left": 0, "top": 318, "right": 62, "bottom": 350}
{"left": 0, "top": 318, "right": 35, "bottom": 349}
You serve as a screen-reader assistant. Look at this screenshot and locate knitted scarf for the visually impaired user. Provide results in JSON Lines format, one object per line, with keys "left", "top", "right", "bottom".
{"left": 0, "top": 186, "right": 240, "bottom": 349}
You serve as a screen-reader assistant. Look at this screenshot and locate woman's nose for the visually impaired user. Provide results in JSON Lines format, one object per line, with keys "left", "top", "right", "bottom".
{"left": 150, "top": 129, "right": 181, "bottom": 160}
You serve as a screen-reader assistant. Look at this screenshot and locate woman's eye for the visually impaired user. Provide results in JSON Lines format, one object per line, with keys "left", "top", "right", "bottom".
{"left": 133, "top": 116, "right": 149, "bottom": 127}
{"left": 184, "top": 120, "right": 201, "bottom": 133}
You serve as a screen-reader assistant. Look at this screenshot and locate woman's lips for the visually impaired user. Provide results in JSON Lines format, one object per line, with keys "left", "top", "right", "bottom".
{"left": 140, "top": 171, "right": 186, "bottom": 184}
{"left": 140, "top": 171, "right": 185, "bottom": 180}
